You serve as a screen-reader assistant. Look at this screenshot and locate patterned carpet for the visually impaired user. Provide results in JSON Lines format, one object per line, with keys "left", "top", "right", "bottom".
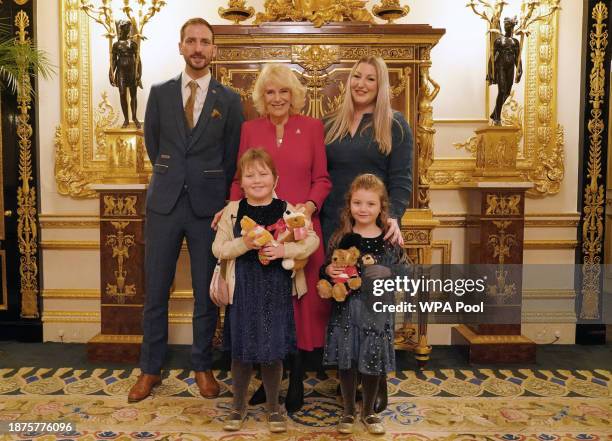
{"left": 0, "top": 367, "right": 610, "bottom": 440}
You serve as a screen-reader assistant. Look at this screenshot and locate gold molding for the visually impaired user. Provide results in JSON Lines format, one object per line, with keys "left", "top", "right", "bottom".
{"left": 42, "top": 288, "right": 194, "bottom": 300}
{"left": 523, "top": 289, "right": 576, "bottom": 299}
{"left": 40, "top": 219, "right": 99, "bottom": 228}
{"left": 454, "top": 325, "right": 534, "bottom": 344}
{"left": 524, "top": 240, "right": 579, "bottom": 250}
{"left": 88, "top": 334, "right": 142, "bottom": 344}
{"left": 428, "top": 0, "right": 564, "bottom": 196}
{"left": 41, "top": 240, "right": 99, "bottom": 250}
{"left": 42, "top": 289, "right": 99, "bottom": 299}
{"left": 15, "top": 10, "right": 39, "bottom": 319}
{"left": 43, "top": 310, "right": 194, "bottom": 324}
{"left": 580, "top": 2, "right": 608, "bottom": 320}
{"left": 521, "top": 311, "right": 578, "bottom": 323}
{"left": 431, "top": 240, "right": 451, "bottom": 264}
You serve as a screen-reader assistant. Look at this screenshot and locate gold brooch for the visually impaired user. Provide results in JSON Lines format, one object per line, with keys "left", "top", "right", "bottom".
{"left": 211, "top": 109, "right": 222, "bottom": 119}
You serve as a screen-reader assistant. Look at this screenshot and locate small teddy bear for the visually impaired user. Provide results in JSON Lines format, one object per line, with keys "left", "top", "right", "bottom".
{"left": 277, "top": 207, "right": 310, "bottom": 276}
{"left": 316, "top": 246, "right": 362, "bottom": 302}
{"left": 240, "top": 215, "right": 275, "bottom": 265}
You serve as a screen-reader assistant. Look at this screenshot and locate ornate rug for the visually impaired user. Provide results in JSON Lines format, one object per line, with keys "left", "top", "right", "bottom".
{"left": 0, "top": 368, "right": 610, "bottom": 440}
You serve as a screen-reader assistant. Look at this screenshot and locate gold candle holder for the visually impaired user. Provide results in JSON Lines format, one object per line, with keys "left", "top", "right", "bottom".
{"left": 372, "top": 0, "right": 410, "bottom": 23}
{"left": 218, "top": 0, "right": 255, "bottom": 24}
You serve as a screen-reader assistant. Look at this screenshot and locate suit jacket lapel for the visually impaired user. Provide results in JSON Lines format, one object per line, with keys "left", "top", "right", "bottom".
{"left": 188, "top": 77, "right": 220, "bottom": 150}
{"left": 173, "top": 73, "right": 187, "bottom": 145}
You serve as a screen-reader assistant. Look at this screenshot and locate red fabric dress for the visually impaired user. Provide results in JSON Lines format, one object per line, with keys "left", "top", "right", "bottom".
{"left": 230, "top": 115, "right": 332, "bottom": 351}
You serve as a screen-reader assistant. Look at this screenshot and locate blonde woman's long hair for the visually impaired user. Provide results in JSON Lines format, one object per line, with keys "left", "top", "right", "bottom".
{"left": 324, "top": 56, "right": 395, "bottom": 155}
{"left": 329, "top": 173, "right": 390, "bottom": 251}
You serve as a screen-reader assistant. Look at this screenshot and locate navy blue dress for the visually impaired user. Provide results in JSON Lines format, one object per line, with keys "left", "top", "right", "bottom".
{"left": 323, "top": 233, "right": 407, "bottom": 375}
{"left": 321, "top": 112, "right": 413, "bottom": 245}
{"left": 228, "top": 198, "right": 297, "bottom": 363}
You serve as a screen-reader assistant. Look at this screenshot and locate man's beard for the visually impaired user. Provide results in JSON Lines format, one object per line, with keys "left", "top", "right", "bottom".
{"left": 185, "top": 55, "right": 210, "bottom": 72}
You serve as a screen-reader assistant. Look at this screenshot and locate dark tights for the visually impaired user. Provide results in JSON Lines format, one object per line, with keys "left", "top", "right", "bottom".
{"left": 338, "top": 367, "right": 383, "bottom": 416}
{"left": 231, "top": 359, "right": 283, "bottom": 413}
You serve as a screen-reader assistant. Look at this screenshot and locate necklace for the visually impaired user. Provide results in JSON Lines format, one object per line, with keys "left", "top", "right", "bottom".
{"left": 276, "top": 137, "right": 283, "bottom": 147}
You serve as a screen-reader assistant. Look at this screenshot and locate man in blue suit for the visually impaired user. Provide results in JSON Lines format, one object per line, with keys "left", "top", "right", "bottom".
{"left": 128, "top": 17, "right": 243, "bottom": 402}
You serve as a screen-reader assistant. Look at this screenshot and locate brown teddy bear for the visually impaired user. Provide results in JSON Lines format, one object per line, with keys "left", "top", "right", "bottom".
{"left": 240, "top": 215, "right": 275, "bottom": 265}
{"left": 275, "top": 207, "right": 310, "bottom": 276}
{"left": 316, "top": 246, "right": 362, "bottom": 302}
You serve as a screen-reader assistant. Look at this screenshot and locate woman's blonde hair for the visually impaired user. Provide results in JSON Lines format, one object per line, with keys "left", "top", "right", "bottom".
{"left": 329, "top": 173, "right": 390, "bottom": 250}
{"left": 324, "top": 56, "right": 397, "bottom": 155}
{"left": 252, "top": 64, "right": 306, "bottom": 116}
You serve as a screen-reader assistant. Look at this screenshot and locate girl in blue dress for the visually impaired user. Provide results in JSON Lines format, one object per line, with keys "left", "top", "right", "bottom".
{"left": 322, "top": 173, "right": 408, "bottom": 436}
{"left": 212, "top": 148, "right": 319, "bottom": 433}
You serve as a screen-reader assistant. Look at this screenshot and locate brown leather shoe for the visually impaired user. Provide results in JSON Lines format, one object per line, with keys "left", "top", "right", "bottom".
{"left": 127, "top": 374, "right": 161, "bottom": 403}
{"left": 195, "top": 370, "right": 220, "bottom": 398}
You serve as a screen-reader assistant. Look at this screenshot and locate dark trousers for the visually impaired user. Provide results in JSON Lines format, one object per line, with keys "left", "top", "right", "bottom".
{"left": 140, "top": 192, "right": 218, "bottom": 374}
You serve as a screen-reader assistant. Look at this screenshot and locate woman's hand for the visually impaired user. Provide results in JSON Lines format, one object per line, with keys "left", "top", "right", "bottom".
{"left": 242, "top": 234, "right": 260, "bottom": 250}
{"left": 384, "top": 218, "right": 404, "bottom": 246}
{"left": 262, "top": 243, "right": 284, "bottom": 260}
{"left": 211, "top": 208, "right": 225, "bottom": 230}
{"left": 326, "top": 263, "right": 345, "bottom": 279}
{"left": 295, "top": 201, "right": 316, "bottom": 218}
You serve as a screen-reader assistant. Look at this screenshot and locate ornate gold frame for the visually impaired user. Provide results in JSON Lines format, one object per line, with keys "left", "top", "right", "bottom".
{"left": 427, "top": 0, "right": 564, "bottom": 198}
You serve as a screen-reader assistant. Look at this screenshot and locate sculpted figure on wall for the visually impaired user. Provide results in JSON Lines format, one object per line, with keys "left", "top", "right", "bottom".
{"left": 110, "top": 19, "right": 142, "bottom": 129}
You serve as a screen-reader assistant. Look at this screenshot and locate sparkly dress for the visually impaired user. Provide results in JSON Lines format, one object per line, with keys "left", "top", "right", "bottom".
{"left": 229, "top": 198, "right": 297, "bottom": 363}
{"left": 323, "top": 233, "right": 407, "bottom": 375}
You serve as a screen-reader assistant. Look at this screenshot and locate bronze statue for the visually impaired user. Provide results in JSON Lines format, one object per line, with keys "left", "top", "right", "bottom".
{"left": 417, "top": 62, "right": 439, "bottom": 206}
{"left": 110, "top": 19, "right": 142, "bottom": 129}
{"left": 489, "top": 16, "right": 522, "bottom": 126}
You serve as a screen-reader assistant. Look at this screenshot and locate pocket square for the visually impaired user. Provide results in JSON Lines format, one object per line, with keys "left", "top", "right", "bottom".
{"left": 211, "top": 109, "right": 222, "bottom": 119}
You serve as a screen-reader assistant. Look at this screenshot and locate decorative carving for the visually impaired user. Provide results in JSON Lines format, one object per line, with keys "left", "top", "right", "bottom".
{"left": 15, "top": 10, "right": 39, "bottom": 318}
{"left": 371, "top": 47, "right": 415, "bottom": 59}
{"left": 103, "top": 196, "right": 137, "bottom": 217}
{"left": 324, "top": 79, "right": 346, "bottom": 116}
{"left": 372, "top": 0, "right": 410, "bottom": 24}
{"left": 105, "top": 221, "right": 136, "bottom": 303}
{"left": 416, "top": 62, "right": 439, "bottom": 208}
{"left": 293, "top": 45, "right": 339, "bottom": 118}
{"left": 254, "top": 0, "right": 374, "bottom": 28}
{"left": 216, "top": 47, "right": 262, "bottom": 61}
{"left": 218, "top": 0, "right": 255, "bottom": 24}
{"left": 524, "top": 0, "right": 564, "bottom": 197}
{"left": 402, "top": 229, "right": 431, "bottom": 245}
{"left": 389, "top": 66, "right": 411, "bottom": 99}
{"left": 94, "top": 92, "right": 119, "bottom": 160}
{"left": 580, "top": 1, "right": 608, "bottom": 320}
{"left": 486, "top": 194, "right": 521, "bottom": 216}
{"left": 219, "top": 68, "right": 258, "bottom": 102}
{"left": 262, "top": 47, "right": 292, "bottom": 60}
{"left": 292, "top": 44, "right": 339, "bottom": 72}
{"left": 488, "top": 220, "right": 517, "bottom": 265}
{"left": 474, "top": 126, "right": 522, "bottom": 177}
{"left": 487, "top": 267, "right": 517, "bottom": 302}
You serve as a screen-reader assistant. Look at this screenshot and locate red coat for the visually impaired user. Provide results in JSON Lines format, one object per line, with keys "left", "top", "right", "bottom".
{"left": 230, "top": 115, "right": 332, "bottom": 350}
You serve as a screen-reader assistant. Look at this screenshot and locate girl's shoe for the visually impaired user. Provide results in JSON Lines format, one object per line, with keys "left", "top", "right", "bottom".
{"left": 337, "top": 414, "right": 356, "bottom": 434}
{"left": 362, "top": 414, "right": 385, "bottom": 435}
{"left": 222, "top": 410, "right": 246, "bottom": 432}
{"left": 267, "top": 412, "right": 288, "bottom": 433}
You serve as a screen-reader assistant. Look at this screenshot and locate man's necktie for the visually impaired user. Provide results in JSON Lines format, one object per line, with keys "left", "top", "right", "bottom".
{"left": 184, "top": 80, "right": 198, "bottom": 130}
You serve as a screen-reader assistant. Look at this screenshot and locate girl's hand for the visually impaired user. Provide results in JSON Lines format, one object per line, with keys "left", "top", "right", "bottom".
{"left": 326, "top": 263, "right": 345, "bottom": 278}
{"left": 262, "top": 243, "right": 284, "bottom": 260}
{"left": 211, "top": 208, "right": 224, "bottom": 230}
{"left": 243, "top": 234, "right": 260, "bottom": 250}
{"left": 384, "top": 218, "right": 404, "bottom": 246}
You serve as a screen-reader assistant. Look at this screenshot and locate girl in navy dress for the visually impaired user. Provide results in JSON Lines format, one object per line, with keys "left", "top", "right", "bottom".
{"left": 212, "top": 149, "right": 319, "bottom": 433}
{"left": 322, "top": 173, "right": 408, "bottom": 436}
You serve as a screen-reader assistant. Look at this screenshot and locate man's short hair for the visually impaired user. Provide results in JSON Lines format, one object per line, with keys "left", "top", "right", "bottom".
{"left": 180, "top": 18, "right": 214, "bottom": 42}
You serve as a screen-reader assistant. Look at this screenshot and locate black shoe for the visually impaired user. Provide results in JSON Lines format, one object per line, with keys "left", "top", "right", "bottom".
{"left": 249, "top": 382, "right": 266, "bottom": 405}
{"left": 284, "top": 352, "right": 304, "bottom": 413}
{"left": 373, "top": 376, "right": 388, "bottom": 414}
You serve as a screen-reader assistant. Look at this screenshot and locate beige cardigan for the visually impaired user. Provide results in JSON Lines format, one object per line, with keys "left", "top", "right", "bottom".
{"left": 211, "top": 200, "right": 320, "bottom": 304}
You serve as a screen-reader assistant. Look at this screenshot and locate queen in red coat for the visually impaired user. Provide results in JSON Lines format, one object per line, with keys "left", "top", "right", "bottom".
{"left": 228, "top": 63, "right": 331, "bottom": 412}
